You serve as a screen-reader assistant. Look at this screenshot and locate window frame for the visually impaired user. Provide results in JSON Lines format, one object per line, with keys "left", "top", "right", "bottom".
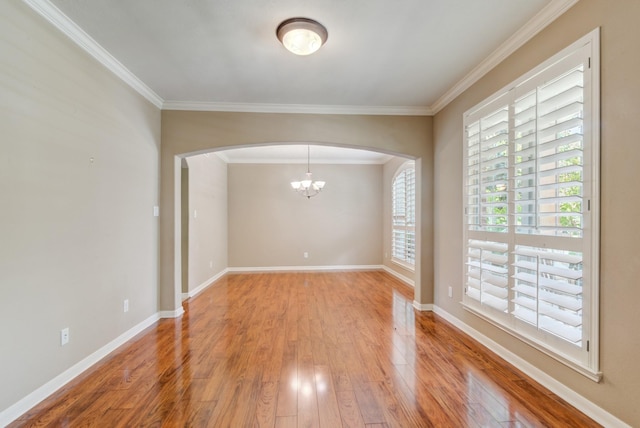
{"left": 392, "top": 161, "right": 416, "bottom": 270}
{"left": 461, "top": 29, "right": 601, "bottom": 381}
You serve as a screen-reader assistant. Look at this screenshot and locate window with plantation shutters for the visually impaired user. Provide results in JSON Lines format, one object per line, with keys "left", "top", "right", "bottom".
{"left": 392, "top": 162, "right": 416, "bottom": 268}
{"left": 462, "top": 30, "right": 600, "bottom": 380}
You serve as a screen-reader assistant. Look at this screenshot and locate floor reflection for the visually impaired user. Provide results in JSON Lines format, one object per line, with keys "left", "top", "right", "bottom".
{"left": 11, "top": 271, "right": 599, "bottom": 427}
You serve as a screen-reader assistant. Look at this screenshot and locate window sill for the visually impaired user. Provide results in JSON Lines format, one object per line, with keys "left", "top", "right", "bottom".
{"left": 390, "top": 258, "right": 415, "bottom": 272}
{"left": 462, "top": 302, "right": 602, "bottom": 383}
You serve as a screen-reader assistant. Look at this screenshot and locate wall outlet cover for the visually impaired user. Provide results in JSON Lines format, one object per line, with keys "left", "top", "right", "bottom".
{"left": 61, "top": 328, "right": 69, "bottom": 346}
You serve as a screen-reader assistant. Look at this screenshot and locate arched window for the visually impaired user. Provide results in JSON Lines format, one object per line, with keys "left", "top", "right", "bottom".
{"left": 392, "top": 161, "right": 415, "bottom": 268}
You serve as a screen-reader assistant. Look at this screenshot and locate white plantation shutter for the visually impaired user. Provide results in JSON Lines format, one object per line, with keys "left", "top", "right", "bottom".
{"left": 466, "top": 240, "right": 509, "bottom": 311}
{"left": 462, "top": 31, "right": 600, "bottom": 379}
{"left": 392, "top": 162, "right": 416, "bottom": 266}
{"left": 515, "top": 61, "right": 585, "bottom": 238}
{"left": 466, "top": 100, "right": 510, "bottom": 234}
{"left": 512, "top": 246, "right": 583, "bottom": 344}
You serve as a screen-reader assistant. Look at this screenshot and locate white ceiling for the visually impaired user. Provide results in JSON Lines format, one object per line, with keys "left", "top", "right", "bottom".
{"left": 40, "top": 0, "right": 565, "bottom": 114}
{"left": 31, "top": 0, "right": 575, "bottom": 162}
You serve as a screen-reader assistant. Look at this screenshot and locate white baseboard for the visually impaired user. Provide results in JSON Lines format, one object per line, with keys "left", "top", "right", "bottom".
{"left": 159, "top": 306, "right": 184, "bottom": 319}
{"left": 413, "top": 301, "right": 434, "bottom": 311}
{"left": 182, "top": 269, "right": 228, "bottom": 301}
{"left": 432, "top": 305, "right": 630, "bottom": 428}
{"left": 7, "top": 281, "right": 623, "bottom": 428}
{"left": 381, "top": 265, "right": 415, "bottom": 287}
{"left": 0, "top": 313, "right": 160, "bottom": 427}
{"left": 227, "top": 264, "right": 384, "bottom": 273}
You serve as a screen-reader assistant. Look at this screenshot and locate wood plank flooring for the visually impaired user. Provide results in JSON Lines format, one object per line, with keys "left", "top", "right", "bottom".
{"left": 9, "top": 271, "right": 600, "bottom": 427}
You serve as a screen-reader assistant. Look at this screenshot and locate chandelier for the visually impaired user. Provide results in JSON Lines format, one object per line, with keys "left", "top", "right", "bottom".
{"left": 291, "top": 146, "right": 325, "bottom": 198}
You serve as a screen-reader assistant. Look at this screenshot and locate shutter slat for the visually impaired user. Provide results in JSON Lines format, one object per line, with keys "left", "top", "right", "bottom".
{"left": 539, "top": 317, "right": 582, "bottom": 344}
{"left": 540, "top": 303, "right": 582, "bottom": 327}
{"left": 468, "top": 240, "right": 508, "bottom": 252}
{"left": 513, "top": 283, "right": 537, "bottom": 298}
{"left": 481, "top": 294, "right": 509, "bottom": 312}
{"left": 538, "top": 148, "right": 583, "bottom": 167}
{"left": 513, "top": 306, "right": 537, "bottom": 324}
{"left": 513, "top": 247, "right": 582, "bottom": 264}
{"left": 482, "top": 282, "right": 508, "bottom": 299}
{"left": 539, "top": 100, "right": 583, "bottom": 125}
{"left": 539, "top": 72, "right": 583, "bottom": 105}
{"left": 513, "top": 296, "right": 537, "bottom": 311}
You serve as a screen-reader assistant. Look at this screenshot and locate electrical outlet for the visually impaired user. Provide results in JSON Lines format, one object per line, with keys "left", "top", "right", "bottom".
{"left": 124, "top": 299, "right": 129, "bottom": 313}
{"left": 448, "top": 286, "right": 453, "bottom": 298}
{"left": 60, "top": 328, "right": 69, "bottom": 346}
{"left": 209, "top": 261, "right": 213, "bottom": 268}
{"left": 303, "top": 252, "right": 309, "bottom": 259}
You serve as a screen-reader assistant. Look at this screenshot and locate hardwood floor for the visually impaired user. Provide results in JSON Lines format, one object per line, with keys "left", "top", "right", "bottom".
{"left": 10, "top": 271, "right": 600, "bottom": 427}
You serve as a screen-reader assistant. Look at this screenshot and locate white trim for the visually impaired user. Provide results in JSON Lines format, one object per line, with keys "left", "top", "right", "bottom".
{"left": 21, "top": 0, "right": 164, "bottom": 109}
{"left": 0, "top": 313, "right": 160, "bottom": 427}
{"left": 430, "top": 0, "right": 579, "bottom": 114}
{"left": 21, "top": 0, "right": 577, "bottom": 116}
{"left": 462, "top": 303, "right": 602, "bottom": 382}
{"left": 227, "top": 265, "right": 384, "bottom": 273}
{"left": 220, "top": 157, "right": 393, "bottom": 165}
{"left": 182, "top": 269, "right": 229, "bottom": 300}
{"left": 412, "top": 301, "right": 434, "bottom": 312}
{"left": 159, "top": 306, "right": 184, "bottom": 319}
{"left": 584, "top": 27, "right": 601, "bottom": 375}
{"left": 390, "top": 258, "right": 415, "bottom": 272}
{"left": 381, "top": 265, "right": 415, "bottom": 288}
{"left": 432, "top": 306, "right": 630, "bottom": 428}
{"left": 213, "top": 151, "right": 231, "bottom": 164}
{"left": 162, "top": 101, "right": 433, "bottom": 116}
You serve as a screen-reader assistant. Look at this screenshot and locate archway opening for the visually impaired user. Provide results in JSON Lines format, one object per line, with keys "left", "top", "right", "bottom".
{"left": 176, "top": 142, "right": 421, "bottom": 305}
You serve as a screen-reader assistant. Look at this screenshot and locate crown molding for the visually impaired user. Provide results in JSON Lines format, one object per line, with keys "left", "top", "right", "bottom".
{"left": 162, "top": 101, "right": 434, "bottom": 116}
{"left": 22, "top": 0, "right": 164, "bottom": 109}
{"left": 430, "top": 0, "right": 579, "bottom": 114}
{"left": 22, "top": 0, "right": 577, "bottom": 117}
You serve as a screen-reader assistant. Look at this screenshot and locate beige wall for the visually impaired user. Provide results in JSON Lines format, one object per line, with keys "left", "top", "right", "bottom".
{"left": 185, "top": 154, "right": 228, "bottom": 291}
{"left": 382, "top": 157, "right": 417, "bottom": 283}
{"left": 161, "top": 111, "right": 434, "bottom": 312}
{"left": 0, "top": 0, "right": 161, "bottom": 415}
{"left": 433, "top": 0, "right": 640, "bottom": 425}
{"left": 228, "top": 163, "right": 382, "bottom": 268}
{"left": 13, "top": 0, "right": 639, "bottom": 423}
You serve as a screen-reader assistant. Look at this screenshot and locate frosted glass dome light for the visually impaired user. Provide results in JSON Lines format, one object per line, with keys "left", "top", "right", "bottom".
{"left": 277, "top": 18, "right": 328, "bottom": 56}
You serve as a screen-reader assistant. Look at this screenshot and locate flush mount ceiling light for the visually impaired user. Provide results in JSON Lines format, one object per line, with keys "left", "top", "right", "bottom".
{"left": 291, "top": 146, "right": 325, "bottom": 198}
{"left": 276, "top": 18, "right": 328, "bottom": 56}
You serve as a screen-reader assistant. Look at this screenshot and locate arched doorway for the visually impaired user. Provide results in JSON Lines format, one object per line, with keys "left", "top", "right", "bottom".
{"left": 179, "top": 144, "right": 418, "bottom": 301}
{"left": 159, "top": 111, "right": 433, "bottom": 316}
